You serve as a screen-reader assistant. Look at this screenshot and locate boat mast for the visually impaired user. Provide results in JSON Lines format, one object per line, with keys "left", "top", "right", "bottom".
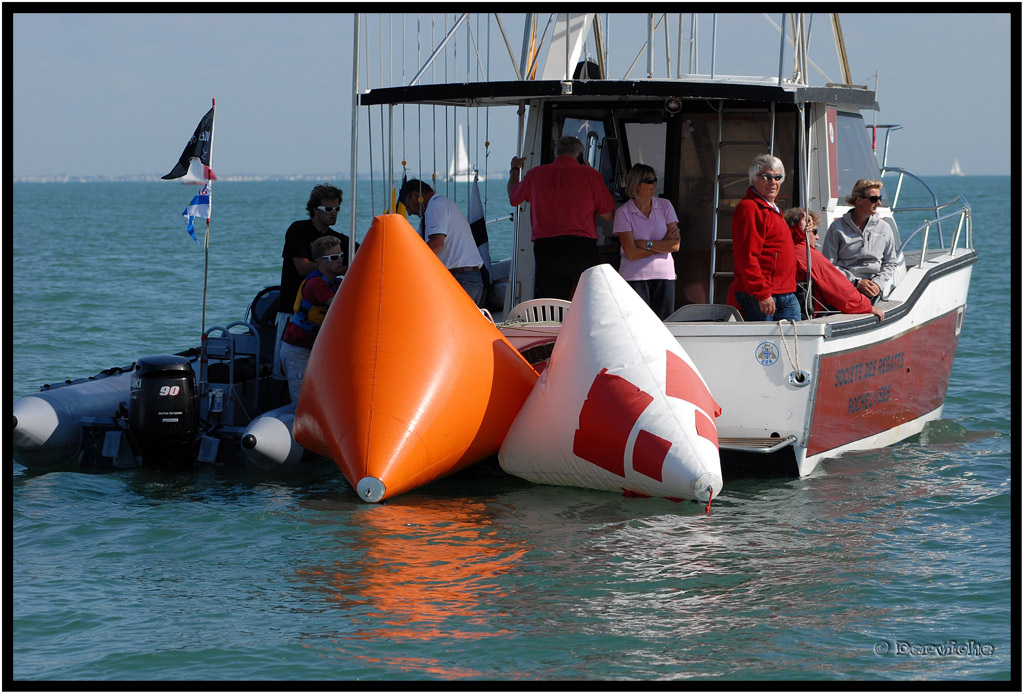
{"left": 591, "top": 14, "right": 606, "bottom": 78}
{"left": 518, "top": 14, "right": 535, "bottom": 81}
{"left": 830, "top": 13, "right": 852, "bottom": 84}
{"left": 710, "top": 14, "right": 717, "bottom": 79}
{"left": 796, "top": 13, "right": 810, "bottom": 84}
{"left": 675, "top": 13, "right": 682, "bottom": 78}
{"left": 777, "top": 13, "right": 787, "bottom": 87}
{"left": 564, "top": 13, "right": 571, "bottom": 80}
{"left": 507, "top": 13, "right": 535, "bottom": 313}
{"left": 349, "top": 14, "right": 361, "bottom": 244}
{"left": 647, "top": 14, "right": 654, "bottom": 78}
{"left": 689, "top": 14, "right": 698, "bottom": 74}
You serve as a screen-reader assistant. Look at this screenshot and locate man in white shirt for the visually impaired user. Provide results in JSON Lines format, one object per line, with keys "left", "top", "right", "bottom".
{"left": 401, "top": 179, "right": 485, "bottom": 306}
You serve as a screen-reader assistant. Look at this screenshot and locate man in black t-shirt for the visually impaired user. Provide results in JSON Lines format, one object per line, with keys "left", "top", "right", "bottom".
{"left": 274, "top": 183, "right": 355, "bottom": 379}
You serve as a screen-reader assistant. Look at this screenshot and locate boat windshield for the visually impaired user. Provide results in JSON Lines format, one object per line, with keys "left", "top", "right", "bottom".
{"left": 561, "top": 117, "right": 607, "bottom": 170}
{"left": 836, "top": 111, "right": 885, "bottom": 204}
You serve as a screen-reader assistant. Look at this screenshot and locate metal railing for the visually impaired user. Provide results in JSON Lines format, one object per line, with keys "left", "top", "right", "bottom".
{"left": 895, "top": 201, "right": 972, "bottom": 269}
{"left": 882, "top": 166, "right": 972, "bottom": 269}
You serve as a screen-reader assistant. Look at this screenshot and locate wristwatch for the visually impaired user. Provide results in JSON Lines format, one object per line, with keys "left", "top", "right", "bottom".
{"left": 646, "top": 241, "right": 653, "bottom": 250}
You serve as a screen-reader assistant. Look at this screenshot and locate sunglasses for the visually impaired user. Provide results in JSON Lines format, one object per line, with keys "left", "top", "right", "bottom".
{"left": 321, "top": 253, "right": 345, "bottom": 262}
{"left": 641, "top": 177, "right": 658, "bottom": 184}
{"left": 758, "top": 173, "right": 784, "bottom": 181}
{"left": 317, "top": 205, "right": 342, "bottom": 213}
{"left": 860, "top": 195, "right": 883, "bottom": 204}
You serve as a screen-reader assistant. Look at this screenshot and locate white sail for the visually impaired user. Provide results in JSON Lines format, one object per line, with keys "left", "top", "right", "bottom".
{"left": 446, "top": 124, "right": 484, "bottom": 182}
{"left": 950, "top": 159, "right": 964, "bottom": 176}
{"left": 540, "top": 13, "right": 594, "bottom": 80}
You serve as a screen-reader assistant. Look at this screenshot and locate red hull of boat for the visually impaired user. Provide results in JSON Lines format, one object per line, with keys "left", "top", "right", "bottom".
{"left": 808, "top": 309, "right": 961, "bottom": 457}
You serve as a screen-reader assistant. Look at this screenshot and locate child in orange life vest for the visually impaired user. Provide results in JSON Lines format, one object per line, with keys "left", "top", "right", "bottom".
{"left": 279, "top": 236, "right": 346, "bottom": 403}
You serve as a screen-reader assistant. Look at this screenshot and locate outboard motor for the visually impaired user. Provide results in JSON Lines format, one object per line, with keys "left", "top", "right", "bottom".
{"left": 128, "top": 355, "right": 199, "bottom": 468}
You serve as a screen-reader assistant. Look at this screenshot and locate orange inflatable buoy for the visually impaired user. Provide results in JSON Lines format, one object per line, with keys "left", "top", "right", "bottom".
{"left": 293, "top": 214, "right": 538, "bottom": 502}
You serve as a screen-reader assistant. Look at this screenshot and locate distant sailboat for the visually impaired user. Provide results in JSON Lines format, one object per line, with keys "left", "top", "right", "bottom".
{"left": 181, "top": 159, "right": 217, "bottom": 184}
{"left": 950, "top": 159, "right": 964, "bottom": 176}
{"left": 446, "top": 124, "right": 484, "bottom": 182}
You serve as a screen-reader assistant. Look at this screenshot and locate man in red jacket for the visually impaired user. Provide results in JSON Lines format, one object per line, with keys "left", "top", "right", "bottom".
{"left": 726, "top": 154, "right": 800, "bottom": 321}
{"left": 784, "top": 208, "right": 884, "bottom": 321}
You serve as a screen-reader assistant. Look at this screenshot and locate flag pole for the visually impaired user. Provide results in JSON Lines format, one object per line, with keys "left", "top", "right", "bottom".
{"left": 201, "top": 99, "right": 216, "bottom": 337}
{"left": 200, "top": 98, "right": 216, "bottom": 393}
{"left": 164, "top": 102, "right": 215, "bottom": 392}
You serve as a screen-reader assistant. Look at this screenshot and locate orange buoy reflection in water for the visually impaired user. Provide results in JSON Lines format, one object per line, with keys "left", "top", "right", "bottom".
{"left": 296, "top": 497, "right": 530, "bottom": 676}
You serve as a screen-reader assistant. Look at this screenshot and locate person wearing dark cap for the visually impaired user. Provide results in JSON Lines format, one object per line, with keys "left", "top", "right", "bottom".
{"left": 400, "top": 178, "right": 485, "bottom": 306}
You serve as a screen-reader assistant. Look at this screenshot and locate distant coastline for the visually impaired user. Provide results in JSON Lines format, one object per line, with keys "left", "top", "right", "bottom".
{"left": 12, "top": 172, "right": 998, "bottom": 183}
{"left": 12, "top": 172, "right": 513, "bottom": 183}
{"left": 12, "top": 173, "right": 351, "bottom": 183}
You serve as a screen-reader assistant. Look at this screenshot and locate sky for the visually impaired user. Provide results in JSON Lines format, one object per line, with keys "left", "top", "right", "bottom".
{"left": 10, "top": 10, "right": 1015, "bottom": 179}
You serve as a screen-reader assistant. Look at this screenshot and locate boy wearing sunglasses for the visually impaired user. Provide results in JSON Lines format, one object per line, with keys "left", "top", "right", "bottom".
{"left": 276, "top": 183, "right": 356, "bottom": 381}
{"left": 279, "top": 236, "right": 346, "bottom": 403}
{"left": 821, "top": 178, "right": 905, "bottom": 302}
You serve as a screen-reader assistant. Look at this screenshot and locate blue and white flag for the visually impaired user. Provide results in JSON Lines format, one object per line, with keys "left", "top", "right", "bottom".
{"left": 181, "top": 182, "right": 211, "bottom": 243}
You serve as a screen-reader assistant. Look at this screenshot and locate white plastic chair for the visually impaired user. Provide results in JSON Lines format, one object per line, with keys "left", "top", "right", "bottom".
{"left": 506, "top": 298, "right": 571, "bottom": 323}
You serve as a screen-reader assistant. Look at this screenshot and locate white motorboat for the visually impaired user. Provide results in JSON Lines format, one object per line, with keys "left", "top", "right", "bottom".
{"left": 351, "top": 12, "right": 975, "bottom": 478}
{"left": 14, "top": 14, "right": 975, "bottom": 488}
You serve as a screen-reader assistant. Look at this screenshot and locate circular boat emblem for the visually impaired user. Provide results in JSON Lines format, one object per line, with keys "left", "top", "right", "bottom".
{"left": 755, "top": 342, "right": 780, "bottom": 366}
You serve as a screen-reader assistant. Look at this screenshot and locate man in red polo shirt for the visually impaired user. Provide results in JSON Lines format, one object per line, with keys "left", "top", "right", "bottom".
{"left": 508, "top": 136, "right": 614, "bottom": 300}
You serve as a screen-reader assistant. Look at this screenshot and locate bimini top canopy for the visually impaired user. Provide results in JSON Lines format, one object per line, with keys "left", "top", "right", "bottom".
{"left": 360, "top": 78, "right": 878, "bottom": 112}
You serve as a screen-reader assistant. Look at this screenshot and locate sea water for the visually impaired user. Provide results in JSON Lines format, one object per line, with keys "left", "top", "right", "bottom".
{"left": 9, "top": 176, "right": 1013, "bottom": 682}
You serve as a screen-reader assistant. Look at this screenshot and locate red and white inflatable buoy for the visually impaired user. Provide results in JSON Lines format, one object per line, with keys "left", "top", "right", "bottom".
{"left": 499, "top": 264, "right": 723, "bottom": 502}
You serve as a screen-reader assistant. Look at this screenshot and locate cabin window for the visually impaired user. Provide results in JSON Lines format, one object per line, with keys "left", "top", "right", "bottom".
{"left": 623, "top": 122, "right": 668, "bottom": 196}
{"left": 835, "top": 111, "right": 884, "bottom": 203}
{"left": 554, "top": 111, "right": 624, "bottom": 192}
{"left": 560, "top": 117, "right": 606, "bottom": 168}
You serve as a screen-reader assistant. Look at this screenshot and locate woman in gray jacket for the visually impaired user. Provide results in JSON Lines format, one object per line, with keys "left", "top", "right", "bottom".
{"left": 822, "top": 178, "right": 905, "bottom": 301}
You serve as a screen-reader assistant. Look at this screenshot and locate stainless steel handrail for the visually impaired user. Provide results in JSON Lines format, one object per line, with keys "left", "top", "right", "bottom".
{"left": 881, "top": 165, "right": 972, "bottom": 267}
{"left": 896, "top": 199, "right": 972, "bottom": 268}
{"left": 881, "top": 166, "right": 940, "bottom": 218}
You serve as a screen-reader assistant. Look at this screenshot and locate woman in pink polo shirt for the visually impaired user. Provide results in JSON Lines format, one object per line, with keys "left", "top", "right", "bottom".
{"left": 613, "top": 164, "right": 681, "bottom": 319}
